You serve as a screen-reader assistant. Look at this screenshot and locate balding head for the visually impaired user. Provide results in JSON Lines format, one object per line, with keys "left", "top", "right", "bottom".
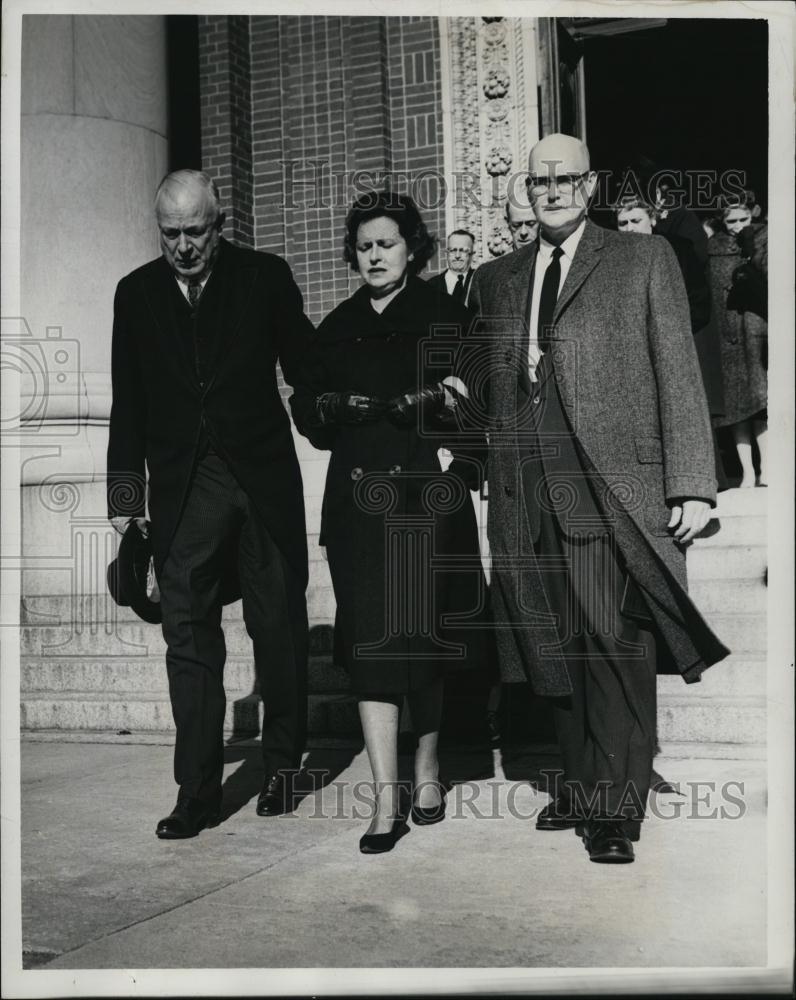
{"left": 526, "top": 133, "right": 596, "bottom": 244}
{"left": 528, "top": 133, "right": 590, "bottom": 177}
{"left": 155, "top": 170, "right": 225, "bottom": 282}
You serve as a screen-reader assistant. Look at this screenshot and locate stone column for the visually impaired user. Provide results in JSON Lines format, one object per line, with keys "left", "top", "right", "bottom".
{"left": 19, "top": 15, "right": 168, "bottom": 607}
{"left": 438, "top": 16, "right": 540, "bottom": 262}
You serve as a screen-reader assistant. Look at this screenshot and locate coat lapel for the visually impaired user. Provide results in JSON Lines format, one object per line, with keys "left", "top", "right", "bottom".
{"left": 142, "top": 257, "right": 196, "bottom": 383}
{"left": 141, "top": 240, "right": 258, "bottom": 392}
{"left": 506, "top": 242, "right": 537, "bottom": 323}
{"left": 195, "top": 240, "right": 257, "bottom": 387}
{"left": 553, "top": 219, "right": 604, "bottom": 323}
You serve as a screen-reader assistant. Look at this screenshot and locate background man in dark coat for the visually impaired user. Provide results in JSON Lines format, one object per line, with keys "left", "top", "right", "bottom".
{"left": 426, "top": 229, "right": 476, "bottom": 305}
{"left": 467, "top": 134, "right": 729, "bottom": 864}
{"left": 107, "top": 170, "right": 314, "bottom": 839}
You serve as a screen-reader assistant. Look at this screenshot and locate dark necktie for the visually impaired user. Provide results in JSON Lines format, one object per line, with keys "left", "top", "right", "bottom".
{"left": 187, "top": 280, "right": 202, "bottom": 309}
{"left": 452, "top": 273, "right": 465, "bottom": 303}
{"left": 537, "top": 246, "right": 563, "bottom": 350}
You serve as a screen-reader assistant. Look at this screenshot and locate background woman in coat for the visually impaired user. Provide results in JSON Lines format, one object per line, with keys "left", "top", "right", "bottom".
{"left": 614, "top": 195, "right": 726, "bottom": 483}
{"left": 292, "top": 193, "right": 486, "bottom": 853}
{"left": 708, "top": 194, "right": 768, "bottom": 487}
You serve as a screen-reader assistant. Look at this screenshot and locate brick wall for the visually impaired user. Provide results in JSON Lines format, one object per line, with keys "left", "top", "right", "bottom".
{"left": 198, "top": 14, "right": 447, "bottom": 323}
{"left": 386, "top": 17, "right": 447, "bottom": 276}
{"left": 198, "top": 15, "right": 254, "bottom": 247}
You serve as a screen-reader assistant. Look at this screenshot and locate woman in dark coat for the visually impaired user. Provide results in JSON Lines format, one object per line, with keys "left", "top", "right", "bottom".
{"left": 709, "top": 197, "right": 768, "bottom": 487}
{"left": 291, "top": 193, "right": 487, "bottom": 853}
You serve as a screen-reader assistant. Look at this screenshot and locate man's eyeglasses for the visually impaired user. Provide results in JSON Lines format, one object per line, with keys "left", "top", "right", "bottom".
{"left": 526, "top": 172, "right": 589, "bottom": 194}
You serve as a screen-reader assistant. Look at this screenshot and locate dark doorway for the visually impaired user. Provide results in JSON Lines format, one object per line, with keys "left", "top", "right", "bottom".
{"left": 580, "top": 18, "right": 768, "bottom": 220}
{"left": 166, "top": 16, "right": 202, "bottom": 171}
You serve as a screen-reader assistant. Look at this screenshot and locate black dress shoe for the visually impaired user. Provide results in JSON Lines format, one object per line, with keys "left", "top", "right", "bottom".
{"left": 584, "top": 821, "right": 635, "bottom": 864}
{"left": 359, "top": 819, "right": 410, "bottom": 854}
{"left": 156, "top": 797, "right": 220, "bottom": 840}
{"left": 535, "top": 798, "right": 580, "bottom": 831}
{"left": 411, "top": 787, "right": 447, "bottom": 826}
{"left": 256, "top": 772, "right": 294, "bottom": 816}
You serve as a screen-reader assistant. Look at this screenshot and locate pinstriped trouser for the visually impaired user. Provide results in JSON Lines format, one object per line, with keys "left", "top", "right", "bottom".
{"left": 158, "top": 450, "right": 308, "bottom": 805}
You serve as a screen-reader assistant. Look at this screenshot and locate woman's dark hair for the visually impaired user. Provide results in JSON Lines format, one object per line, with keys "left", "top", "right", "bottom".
{"left": 343, "top": 191, "right": 437, "bottom": 274}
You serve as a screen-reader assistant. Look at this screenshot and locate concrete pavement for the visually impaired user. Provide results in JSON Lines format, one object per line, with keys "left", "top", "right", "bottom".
{"left": 15, "top": 735, "right": 770, "bottom": 976}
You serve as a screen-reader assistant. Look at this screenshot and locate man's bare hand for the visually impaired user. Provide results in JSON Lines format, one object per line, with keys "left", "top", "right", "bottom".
{"left": 668, "top": 500, "right": 711, "bottom": 544}
{"left": 111, "top": 516, "right": 148, "bottom": 537}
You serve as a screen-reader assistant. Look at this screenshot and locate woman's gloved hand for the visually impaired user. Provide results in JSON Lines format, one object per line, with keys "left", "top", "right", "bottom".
{"left": 386, "top": 383, "right": 448, "bottom": 426}
{"left": 314, "top": 391, "right": 387, "bottom": 425}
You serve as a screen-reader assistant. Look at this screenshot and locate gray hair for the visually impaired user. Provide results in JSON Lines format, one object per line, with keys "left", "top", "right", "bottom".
{"left": 154, "top": 170, "right": 222, "bottom": 217}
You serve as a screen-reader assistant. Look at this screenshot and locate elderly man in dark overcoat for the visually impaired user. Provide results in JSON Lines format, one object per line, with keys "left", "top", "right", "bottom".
{"left": 467, "top": 134, "right": 729, "bottom": 864}
{"left": 107, "top": 170, "right": 314, "bottom": 839}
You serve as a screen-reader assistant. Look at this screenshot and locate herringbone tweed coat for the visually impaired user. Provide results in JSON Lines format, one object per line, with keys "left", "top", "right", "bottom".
{"left": 467, "top": 220, "right": 730, "bottom": 696}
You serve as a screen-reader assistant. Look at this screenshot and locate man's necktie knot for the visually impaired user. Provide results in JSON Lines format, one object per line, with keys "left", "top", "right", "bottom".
{"left": 452, "top": 273, "right": 465, "bottom": 303}
{"left": 187, "top": 280, "right": 202, "bottom": 309}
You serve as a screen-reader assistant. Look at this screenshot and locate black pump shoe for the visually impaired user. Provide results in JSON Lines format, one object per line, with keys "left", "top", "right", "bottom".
{"left": 411, "top": 787, "right": 447, "bottom": 826}
{"left": 359, "top": 819, "right": 410, "bottom": 854}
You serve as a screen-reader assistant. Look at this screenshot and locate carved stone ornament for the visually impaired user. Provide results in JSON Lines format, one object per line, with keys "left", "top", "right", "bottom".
{"left": 485, "top": 145, "right": 513, "bottom": 176}
{"left": 486, "top": 97, "right": 509, "bottom": 122}
{"left": 483, "top": 20, "right": 508, "bottom": 48}
{"left": 483, "top": 68, "right": 510, "bottom": 99}
{"left": 442, "top": 16, "right": 539, "bottom": 258}
{"left": 487, "top": 223, "right": 513, "bottom": 258}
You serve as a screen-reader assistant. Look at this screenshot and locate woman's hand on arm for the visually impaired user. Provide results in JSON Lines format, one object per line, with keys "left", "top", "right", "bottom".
{"left": 315, "top": 391, "right": 387, "bottom": 425}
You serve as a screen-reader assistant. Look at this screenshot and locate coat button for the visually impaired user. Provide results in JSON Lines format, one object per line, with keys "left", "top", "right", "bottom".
{"left": 503, "top": 485, "right": 513, "bottom": 497}
{"left": 504, "top": 350, "right": 513, "bottom": 362}
{"left": 351, "top": 467, "right": 363, "bottom": 480}
{"left": 532, "top": 395, "right": 540, "bottom": 405}
{"left": 388, "top": 464, "right": 401, "bottom": 475}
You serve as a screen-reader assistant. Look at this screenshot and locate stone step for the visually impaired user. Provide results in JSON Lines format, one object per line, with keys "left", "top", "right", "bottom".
{"left": 688, "top": 578, "right": 766, "bottom": 616}
{"left": 20, "top": 691, "right": 356, "bottom": 736}
{"left": 698, "top": 613, "right": 765, "bottom": 654}
{"left": 20, "top": 653, "right": 349, "bottom": 696}
{"left": 695, "top": 515, "right": 766, "bottom": 547}
{"left": 20, "top": 686, "right": 764, "bottom": 745}
{"left": 22, "top": 637, "right": 764, "bottom": 699}
{"left": 686, "top": 544, "right": 767, "bottom": 582}
{"left": 657, "top": 654, "right": 766, "bottom": 699}
{"left": 21, "top": 585, "right": 336, "bottom": 628}
{"left": 21, "top": 617, "right": 341, "bottom": 659}
{"left": 21, "top": 597, "right": 765, "bottom": 661}
{"left": 657, "top": 697, "right": 766, "bottom": 745}
{"left": 714, "top": 487, "right": 768, "bottom": 518}
{"left": 21, "top": 550, "right": 334, "bottom": 605}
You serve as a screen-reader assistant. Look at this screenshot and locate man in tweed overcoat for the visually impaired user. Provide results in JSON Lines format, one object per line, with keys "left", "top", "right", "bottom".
{"left": 467, "top": 134, "right": 728, "bottom": 864}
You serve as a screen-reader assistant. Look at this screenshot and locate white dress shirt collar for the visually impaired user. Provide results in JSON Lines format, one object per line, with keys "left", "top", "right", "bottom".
{"left": 444, "top": 268, "right": 470, "bottom": 295}
{"left": 175, "top": 270, "right": 212, "bottom": 303}
{"left": 538, "top": 218, "right": 587, "bottom": 263}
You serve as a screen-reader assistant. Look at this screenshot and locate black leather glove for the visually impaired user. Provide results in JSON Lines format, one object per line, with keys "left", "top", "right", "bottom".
{"left": 386, "top": 383, "right": 448, "bottom": 426}
{"left": 314, "top": 391, "right": 386, "bottom": 426}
